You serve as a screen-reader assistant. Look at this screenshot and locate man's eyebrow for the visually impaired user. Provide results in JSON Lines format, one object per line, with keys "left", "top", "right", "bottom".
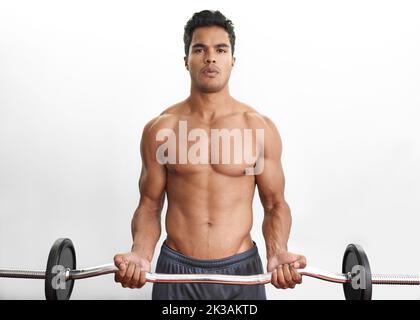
{"left": 215, "top": 43, "right": 230, "bottom": 48}
{"left": 191, "top": 43, "right": 230, "bottom": 49}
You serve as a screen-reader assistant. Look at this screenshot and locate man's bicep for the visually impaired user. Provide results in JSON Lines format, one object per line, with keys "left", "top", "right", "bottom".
{"left": 255, "top": 116, "right": 286, "bottom": 209}
{"left": 256, "top": 157, "right": 285, "bottom": 210}
{"left": 138, "top": 162, "right": 166, "bottom": 212}
{"left": 137, "top": 120, "right": 167, "bottom": 211}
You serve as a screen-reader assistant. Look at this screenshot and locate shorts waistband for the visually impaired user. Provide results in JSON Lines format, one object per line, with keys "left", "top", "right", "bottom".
{"left": 160, "top": 240, "right": 260, "bottom": 269}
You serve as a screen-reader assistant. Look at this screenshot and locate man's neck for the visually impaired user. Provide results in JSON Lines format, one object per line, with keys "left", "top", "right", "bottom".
{"left": 187, "top": 86, "right": 234, "bottom": 121}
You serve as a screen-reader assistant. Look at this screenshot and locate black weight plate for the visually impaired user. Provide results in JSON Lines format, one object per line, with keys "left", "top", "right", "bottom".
{"left": 342, "top": 243, "right": 372, "bottom": 300}
{"left": 45, "top": 238, "right": 76, "bottom": 300}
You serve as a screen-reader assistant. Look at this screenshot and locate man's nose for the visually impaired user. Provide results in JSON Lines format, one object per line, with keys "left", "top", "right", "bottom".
{"left": 205, "top": 58, "right": 216, "bottom": 64}
{"left": 205, "top": 50, "right": 216, "bottom": 64}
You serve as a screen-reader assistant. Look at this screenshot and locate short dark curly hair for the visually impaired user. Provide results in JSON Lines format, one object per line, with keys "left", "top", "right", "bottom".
{"left": 183, "top": 10, "right": 236, "bottom": 56}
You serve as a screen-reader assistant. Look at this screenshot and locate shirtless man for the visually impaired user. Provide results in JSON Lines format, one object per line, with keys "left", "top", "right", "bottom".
{"left": 114, "top": 10, "right": 306, "bottom": 300}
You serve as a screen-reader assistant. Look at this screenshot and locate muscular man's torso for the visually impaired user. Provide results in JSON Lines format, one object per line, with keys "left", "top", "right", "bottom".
{"left": 151, "top": 99, "right": 267, "bottom": 259}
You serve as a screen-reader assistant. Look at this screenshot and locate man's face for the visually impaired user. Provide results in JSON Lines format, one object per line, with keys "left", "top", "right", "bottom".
{"left": 185, "top": 26, "right": 235, "bottom": 93}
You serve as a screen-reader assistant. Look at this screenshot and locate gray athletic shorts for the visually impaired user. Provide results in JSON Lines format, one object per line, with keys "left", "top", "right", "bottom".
{"left": 151, "top": 240, "right": 267, "bottom": 300}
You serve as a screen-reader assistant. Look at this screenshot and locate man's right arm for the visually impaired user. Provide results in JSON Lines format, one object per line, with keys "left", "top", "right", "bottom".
{"left": 131, "top": 117, "right": 167, "bottom": 260}
{"left": 114, "top": 117, "right": 167, "bottom": 288}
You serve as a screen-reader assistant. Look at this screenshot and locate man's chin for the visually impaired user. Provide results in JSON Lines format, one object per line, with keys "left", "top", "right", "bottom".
{"left": 197, "top": 83, "right": 225, "bottom": 93}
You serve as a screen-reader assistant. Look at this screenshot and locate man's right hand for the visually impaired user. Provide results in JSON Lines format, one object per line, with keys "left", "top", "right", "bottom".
{"left": 113, "top": 252, "right": 151, "bottom": 289}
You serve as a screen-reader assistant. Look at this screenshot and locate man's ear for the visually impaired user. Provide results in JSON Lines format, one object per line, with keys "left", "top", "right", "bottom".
{"left": 232, "top": 56, "right": 236, "bottom": 67}
{"left": 184, "top": 56, "right": 189, "bottom": 70}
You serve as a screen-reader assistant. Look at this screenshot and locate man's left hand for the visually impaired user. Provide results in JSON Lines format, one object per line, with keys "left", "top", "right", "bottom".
{"left": 267, "top": 252, "right": 307, "bottom": 289}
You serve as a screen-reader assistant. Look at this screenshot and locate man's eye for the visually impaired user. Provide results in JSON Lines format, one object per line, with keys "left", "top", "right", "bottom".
{"left": 194, "top": 49, "right": 203, "bottom": 53}
{"left": 217, "top": 49, "right": 226, "bottom": 53}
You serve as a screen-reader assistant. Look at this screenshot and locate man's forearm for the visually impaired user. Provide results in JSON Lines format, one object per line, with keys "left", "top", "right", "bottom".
{"left": 131, "top": 206, "right": 162, "bottom": 261}
{"left": 262, "top": 201, "right": 292, "bottom": 258}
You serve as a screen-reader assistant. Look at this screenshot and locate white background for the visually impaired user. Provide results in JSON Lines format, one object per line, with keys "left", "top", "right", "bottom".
{"left": 0, "top": 0, "right": 419, "bottom": 300}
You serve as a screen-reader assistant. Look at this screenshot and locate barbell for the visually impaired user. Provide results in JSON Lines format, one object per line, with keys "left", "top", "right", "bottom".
{"left": 0, "top": 238, "right": 418, "bottom": 300}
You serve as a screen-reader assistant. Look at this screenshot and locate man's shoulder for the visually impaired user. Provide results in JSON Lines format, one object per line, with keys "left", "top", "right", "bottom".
{"left": 143, "top": 102, "right": 186, "bottom": 134}
{"left": 236, "top": 101, "right": 277, "bottom": 130}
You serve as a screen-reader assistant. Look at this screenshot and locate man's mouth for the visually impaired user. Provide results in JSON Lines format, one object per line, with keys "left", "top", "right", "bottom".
{"left": 202, "top": 68, "right": 219, "bottom": 77}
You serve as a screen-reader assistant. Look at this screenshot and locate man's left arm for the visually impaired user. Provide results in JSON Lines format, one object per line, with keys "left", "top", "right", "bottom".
{"left": 255, "top": 115, "right": 306, "bottom": 289}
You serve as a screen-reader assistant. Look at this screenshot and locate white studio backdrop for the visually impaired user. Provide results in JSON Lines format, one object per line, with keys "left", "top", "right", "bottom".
{"left": 0, "top": 0, "right": 419, "bottom": 300}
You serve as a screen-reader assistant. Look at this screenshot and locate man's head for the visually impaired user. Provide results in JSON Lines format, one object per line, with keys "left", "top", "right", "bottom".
{"left": 183, "top": 10, "right": 236, "bottom": 93}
